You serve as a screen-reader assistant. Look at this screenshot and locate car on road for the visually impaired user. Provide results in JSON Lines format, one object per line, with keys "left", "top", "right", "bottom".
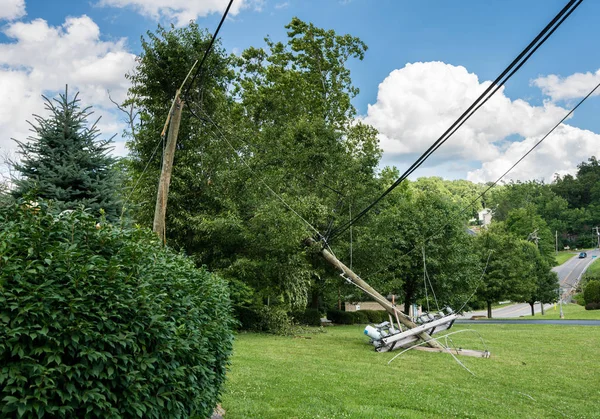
{"left": 579, "top": 252, "right": 587, "bottom": 258}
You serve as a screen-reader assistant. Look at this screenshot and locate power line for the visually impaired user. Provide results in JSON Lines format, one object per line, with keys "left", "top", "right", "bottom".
{"left": 182, "top": 0, "right": 235, "bottom": 101}
{"left": 364, "top": 79, "right": 600, "bottom": 281}
{"left": 197, "top": 108, "right": 324, "bottom": 238}
{"left": 124, "top": 1, "right": 236, "bottom": 210}
{"left": 328, "top": 0, "right": 583, "bottom": 242}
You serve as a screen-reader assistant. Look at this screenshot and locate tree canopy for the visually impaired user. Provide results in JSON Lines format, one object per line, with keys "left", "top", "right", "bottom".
{"left": 12, "top": 88, "right": 121, "bottom": 220}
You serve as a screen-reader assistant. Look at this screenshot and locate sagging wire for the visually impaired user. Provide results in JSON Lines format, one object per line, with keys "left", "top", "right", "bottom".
{"left": 325, "top": 242, "right": 410, "bottom": 322}
{"left": 197, "top": 108, "right": 323, "bottom": 239}
{"left": 458, "top": 250, "right": 493, "bottom": 313}
{"left": 387, "top": 329, "right": 491, "bottom": 376}
{"left": 422, "top": 246, "right": 440, "bottom": 312}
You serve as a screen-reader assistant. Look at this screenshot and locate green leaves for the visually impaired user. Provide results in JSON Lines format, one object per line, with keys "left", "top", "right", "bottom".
{"left": 0, "top": 201, "right": 234, "bottom": 418}
{"left": 11, "top": 88, "right": 122, "bottom": 222}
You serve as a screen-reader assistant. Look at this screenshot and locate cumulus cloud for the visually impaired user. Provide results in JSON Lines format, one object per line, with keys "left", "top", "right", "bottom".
{"left": 532, "top": 69, "right": 600, "bottom": 101}
{"left": 0, "top": 0, "right": 25, "bottom": 21}
{"left": 363, "top": 61, "right": 600, "bottom": 182}
{"left": 98, "top": 0, "right": 249, "bottom": 26}
{"left": 0, "top": 15, "right": 136, "bottom": 177}
{"left": 467, "top": 125, "right": 600, "bottom": 183}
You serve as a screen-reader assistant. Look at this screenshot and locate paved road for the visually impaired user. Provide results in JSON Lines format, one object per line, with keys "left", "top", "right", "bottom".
{"left": 461, "top": 250, "right": 599, "bottom": 318}
{"left": 456, "top": 319, "right": 600, "bottom": 326}
{"left": 554, "top": 249, "right": 600, "bottom": 297}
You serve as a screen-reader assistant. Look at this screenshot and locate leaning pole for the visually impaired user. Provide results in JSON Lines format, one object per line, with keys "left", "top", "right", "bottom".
{"left": 304, "top": 238, "right": 442, "bottom": 349}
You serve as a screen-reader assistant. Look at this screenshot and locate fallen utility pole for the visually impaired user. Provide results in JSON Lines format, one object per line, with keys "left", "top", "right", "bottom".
{"left": 304, "top": 237, "right": 442, "bottom": 349}
{"left": 153, "top": 95, "right": 184, "bottom": 244}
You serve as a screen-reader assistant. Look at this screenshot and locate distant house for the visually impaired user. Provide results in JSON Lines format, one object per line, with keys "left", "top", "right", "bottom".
{"left": 345, "top": 300, "right": 422, "bottom": 318}
{"left": 478, "top": 208, "right": 492, "bottom": 227}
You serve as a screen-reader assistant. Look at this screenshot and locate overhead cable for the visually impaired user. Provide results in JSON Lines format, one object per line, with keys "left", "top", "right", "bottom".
{"left": 182, "top": 0, "right": 235, "bottom": 100}
{"left": 365, "top": 79, "right": 600, "bottom": 281}
{"left": 328, "top": 0, "right": 583, "bottom": 242}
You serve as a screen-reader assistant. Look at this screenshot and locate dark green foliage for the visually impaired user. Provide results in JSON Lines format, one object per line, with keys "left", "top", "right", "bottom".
{"left": 361, "top": 310, "right": 388, "bottom": 323}
{"left": 292, "top": 308, "right": 322, "bottom": 326}
{"left": 354, "top": 186, "right": 480, "bottom": 314}
{"left": 12, "top": 89, "right": 121, "bottom": 221}
{"left": 585, "top": 302, "right": 600, "bottom": 310}
{"left": 235, "top": 306, "right": 292, "bottom": 334}
{"left": 326, "top": 310, "right": 354, "bottom": 325}
{"left": 475, "top": 226, "right": 537, "bottom": 317}
{"left": 583, "top": 280, "right": 600, "bottom": 305}
{"left": 326, "top": 310, "right": 376, "bottom": 325}
{"left": 126, "top": 21, "right": 381, "bottom": 317}
{"left": 573, "top": 293, "right": 586, "bottom": 306}
{"left": 552, "top": 157, "right": 600, "bottom": 209}
{"left": 0, "top": 182, "right": 13, "bottom": 207}
{"left": 352, "top": 311, "right": 369, "bottom": 324}
{"left": 235, "top": 306, "right": 262, "bottom": 330}
{"left": 0, "top": 201, "right": 233, "bottom": 418}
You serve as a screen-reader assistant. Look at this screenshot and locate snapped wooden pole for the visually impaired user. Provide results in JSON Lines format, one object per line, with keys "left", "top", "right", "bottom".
{"left": 304, "top": 238, "right": 441, "bottom": 349}
{"left": 153, "top": 95, "right": 184, "bottom": 244}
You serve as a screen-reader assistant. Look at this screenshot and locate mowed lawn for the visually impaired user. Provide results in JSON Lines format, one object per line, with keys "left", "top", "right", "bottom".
{"left": 554, "top": 251, "right": 577, "bottom": 265}
{"left": 222, "top": 324, "right": 600, "bottom": 418}
{"left": 536, "top": 303, "right": 600, "bottom": 320}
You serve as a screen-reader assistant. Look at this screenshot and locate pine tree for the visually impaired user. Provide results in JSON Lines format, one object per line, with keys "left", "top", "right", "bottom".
{"left": 12, "top": 87, "right": 121, "bottom": 220}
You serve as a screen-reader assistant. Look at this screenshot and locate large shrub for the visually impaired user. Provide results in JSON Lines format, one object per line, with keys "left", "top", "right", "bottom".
{"left": 235, "top": 305, "right": 292, "bottom": 334}
{"left": 0, "top": 202, "right": 234, "bottom": 418}
{"left": 326, "top": 309, "right": 377, "bottom": 325}
{"left": 583, "top": 280, "right": 600, "bottom": 305}
{"left": 292, "top": 308, "right": 322, "bottom": 326}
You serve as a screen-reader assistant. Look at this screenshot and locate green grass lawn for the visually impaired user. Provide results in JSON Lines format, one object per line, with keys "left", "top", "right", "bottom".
{"left": 584, "top": 256, "right": 600, "bottom": 276}
{"left": 222, "top": 324, "right": 600, "bottom": 418}
{"left": 554, "top": 251, "right": 576, "bottom": 265}
{"left": 524, "top": 303, "right": 600, "bottom": 320}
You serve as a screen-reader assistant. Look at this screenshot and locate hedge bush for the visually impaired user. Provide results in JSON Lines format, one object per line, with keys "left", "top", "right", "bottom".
{"left": 361, "top": 310, "right": 388, "bottom": 323}
{"left": 326, "top": 310, "right": 386, "bottom": 325}
{"left": 585, "top": 302, "right": 600, "bottom": 310}
{"left": 235, "top": 305, "right": 292, "bottom": 334}
{"left": 352, "top": 310, "right": 369, "bottom": 324}
{"left": 583, "top": 280, "right": 600, "bottom": 305}
{"left": 0, "top": 202, "right": 234, "bottom": 418}
{"left": 326, "top": 310, "right": 354, "bottom": 325}
{"left": 292, "top": 308, "right": 322, "bottom": 326}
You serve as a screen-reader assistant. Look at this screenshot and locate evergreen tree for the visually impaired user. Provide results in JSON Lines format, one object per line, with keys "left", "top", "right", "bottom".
{"left": 12, "top": 88, "right": 121, "bottom": 220}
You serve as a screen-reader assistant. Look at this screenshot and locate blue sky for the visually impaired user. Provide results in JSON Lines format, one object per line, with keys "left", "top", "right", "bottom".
{"left": 1, "top": 0, "right": 599, "bottom": 182}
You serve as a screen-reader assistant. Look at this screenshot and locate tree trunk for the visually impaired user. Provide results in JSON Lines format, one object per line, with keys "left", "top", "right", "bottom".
{"left": 487, "top": 301, "right": 492, "bottom": 319}
{"left": 529, "top": 302, "right": 535, "bottom": 316}
{"left": 310, "top": 290, "right": 320, "bottom": 310}
{"left": 403, "top": 285, "right": 414, "bottom": 316}
{"left": 540, "top": 302, "right": 545, "bottom": 315}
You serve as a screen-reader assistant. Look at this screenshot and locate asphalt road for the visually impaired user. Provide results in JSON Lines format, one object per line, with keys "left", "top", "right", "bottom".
{"left": 461, "top": 250, "right": 599, "bottom": 319}
{"left": 553, "top": 249, "right": 600, "bottom": 297}
{"left": 456, "top": 319, "right": 600, "bottom": 326}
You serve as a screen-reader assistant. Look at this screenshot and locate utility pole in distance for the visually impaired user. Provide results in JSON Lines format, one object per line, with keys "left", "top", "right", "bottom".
{"left": 153, "top": 96, "right": 184, "bottom": 244}
{"left": 593, "top": 226, "right": 600, "bottom": 249}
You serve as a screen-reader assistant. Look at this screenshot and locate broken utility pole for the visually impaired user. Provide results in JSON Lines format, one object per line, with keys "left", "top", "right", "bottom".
{"left": 153, "top": 95, "right": 184, "bottom": 244}
{"left": 304, "top": 237, "right": 442, "bottom": 349}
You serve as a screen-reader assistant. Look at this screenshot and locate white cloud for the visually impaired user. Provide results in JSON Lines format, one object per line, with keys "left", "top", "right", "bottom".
{"left": 364, "top": 62, "right": 568, "bottom": 162}
{"left": 362, "top": 61, "right": 600, "bottom": 182}
{"left": 98, "top": 0, "right": 248, "bottom": 26}
{"left": 532, "top": 69, "right": 600, "bottom": 101}
{"left": 467, "top": 125, "right": 600, "bottom": 183}
{"left": 0, "top": 0, "right": 25, "bottom": 21}
{"left": 275, "top": 2, "right": 290, "bottom": 9}
{"left": 0, "top": 15, "right": 136, "bottom": 170}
